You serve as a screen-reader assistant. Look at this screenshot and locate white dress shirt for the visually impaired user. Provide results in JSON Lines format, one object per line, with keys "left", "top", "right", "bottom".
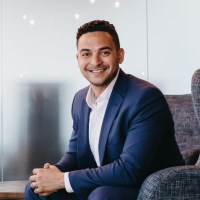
{"left": 64, "top": 70, "right": 119, "bottom": 193}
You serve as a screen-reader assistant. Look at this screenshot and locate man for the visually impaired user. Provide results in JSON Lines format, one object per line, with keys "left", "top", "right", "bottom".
{"left": 25, "top": 20, "right": 184, "bottom": 200}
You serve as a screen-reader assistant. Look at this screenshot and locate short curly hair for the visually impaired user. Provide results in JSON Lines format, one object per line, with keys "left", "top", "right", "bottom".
{"left": 76, "top": 20, "right": 120, "bottom": 50}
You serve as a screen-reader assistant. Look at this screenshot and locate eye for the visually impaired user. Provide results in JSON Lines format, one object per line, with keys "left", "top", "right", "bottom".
{"left": 81, "top": 52, "right": 90, "bottom": 57}
{"left": 101, "top": 51, "right": 111, "bottom": 56}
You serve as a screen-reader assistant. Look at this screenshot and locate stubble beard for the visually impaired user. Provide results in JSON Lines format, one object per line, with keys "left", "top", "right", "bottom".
{"left": 88, "top": 67, "right": 118, "bottom": 87}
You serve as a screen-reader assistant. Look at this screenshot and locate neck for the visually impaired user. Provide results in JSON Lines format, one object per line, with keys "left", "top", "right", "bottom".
{"left": 91, "top": 85, "right": 106, "bottom": 98}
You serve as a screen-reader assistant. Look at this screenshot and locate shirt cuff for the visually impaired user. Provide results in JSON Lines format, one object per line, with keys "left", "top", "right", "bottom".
{"left": 64, "top": 172, "right": 74, "bottom": 193}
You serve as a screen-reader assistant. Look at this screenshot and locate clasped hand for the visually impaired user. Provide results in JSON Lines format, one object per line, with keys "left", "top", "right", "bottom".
{"left": 29, "top": 163, "right": 65, "bottom": 196}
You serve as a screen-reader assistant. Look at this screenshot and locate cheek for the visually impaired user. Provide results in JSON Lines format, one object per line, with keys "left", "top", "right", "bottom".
{"left": 79, "top": 65, "right": 85, "bottom": 73}
{"left": 78, "top": 59, "right": 86, "bottom": 69}
{"left": 78, "top": 62, "right": 89, "bottom": 75}
{"left": 110, "top": 59, "right": 120, "bottom": 68}
{"left": 79, "top": 67, "right": 86, "bottom": 77}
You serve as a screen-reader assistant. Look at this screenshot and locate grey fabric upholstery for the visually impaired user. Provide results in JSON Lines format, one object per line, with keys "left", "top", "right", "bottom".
{"left": 192, "top": 69, "right": 200, "bottom": 165}
{"left": 192, "top": 69, "right": 200, "bottom": 126}
{"left": 137, "top": 165, "right": 200, "bottom": 200}
{"left": 181, "top": 147, "right": 200, "bottom": 165}
{"left": 137, "top": 69, "right": 200, "bottom": 199}
{"left": 165, "top": 94, "right": 200, "bottom": 153}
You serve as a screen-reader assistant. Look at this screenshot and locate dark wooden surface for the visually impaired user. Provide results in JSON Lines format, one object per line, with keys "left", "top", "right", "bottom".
{"left": 0, "top": 181, "right": 27, "bottom": 199}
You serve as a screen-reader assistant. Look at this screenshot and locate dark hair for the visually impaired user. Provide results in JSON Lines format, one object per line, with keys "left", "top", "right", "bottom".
{"left": 76, "top": 20, "right": 120, "bottom": 50}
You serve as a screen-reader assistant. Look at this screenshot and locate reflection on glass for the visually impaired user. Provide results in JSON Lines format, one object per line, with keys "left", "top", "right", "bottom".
{"left": 75, "top": 13, "right": 80, "bottom": 20}
{"left": 19, "top": 71, "right": 28, "bottom": 78}
{"left": 29, "top": 19, "right": 35, "bottom": 26}
{"left": 22, "top": 14, "right": 27, "bottom": 20}
{"left": 89, "top": 0, "right": 96, "bottom": 4}
{"left": 4, "top": 83, "right": 64, "bottom": 180}
{"left": 114, "top": 1, "right": 120, "bottom": 8}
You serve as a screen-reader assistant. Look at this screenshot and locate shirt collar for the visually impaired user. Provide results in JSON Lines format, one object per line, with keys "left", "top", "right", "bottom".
{"left": 86, "top": 69, "right": 120, "bottom": 109}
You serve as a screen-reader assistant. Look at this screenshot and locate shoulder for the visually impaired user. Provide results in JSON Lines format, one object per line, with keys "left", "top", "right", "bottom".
{"left": 116, "top": 70, "right": 163, "bottom": 99}
{"left": 114, "top": 70, "right": 170, "bottom": 117}
{"left": 72, "top": 85, "right": 89, "bottom": 106}
{"left": 116, "top": 72, "right": 171, "bottom": 123}
{"left": 70, "top": 86, "right": 90, "bottom": 122}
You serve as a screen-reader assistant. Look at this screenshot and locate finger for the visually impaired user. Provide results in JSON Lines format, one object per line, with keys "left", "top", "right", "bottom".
{"left": 32, "top": 168, "right": 40, "bottom": 175}
{"left": 38, "top": 192, "right": 53, "bottom": 196}
{"left": 37, "top": 190, "right": 57, "bottom": 196}
{"left": 43, "top": 163, "right": 50, "bottom": 169}
{"left": 33, "top": 187, "right": 40, "bottom": 194}
{"left": 30, "top": 182, "right": 37, "bottom": 189}
{"left": 34, "top": 187, "right": 54, "bottom": 196}
{"left": 29, "top": 175, "right": 36, "bottom": 182}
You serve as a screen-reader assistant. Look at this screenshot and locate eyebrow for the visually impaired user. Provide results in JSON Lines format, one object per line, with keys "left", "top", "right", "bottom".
{"left": 79, "top": 46, "right": 112, "bottom": 52}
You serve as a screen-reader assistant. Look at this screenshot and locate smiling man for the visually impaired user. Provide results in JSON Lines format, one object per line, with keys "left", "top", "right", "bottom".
{"left": 25, "top": 20, "right": 184, "bottom": 200}
{"left": 77, "top": 31, "right": 124, "bottom": 97}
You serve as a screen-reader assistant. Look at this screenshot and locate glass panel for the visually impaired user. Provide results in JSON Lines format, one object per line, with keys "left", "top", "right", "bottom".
{"left": 148, "top": 0, "right": 200, "bottom": 94}
{"left": 2, "top": 0, "right": 147, "bottom": 180}
{"left": 0, "top": 0, "right": 2, "bottom": 182}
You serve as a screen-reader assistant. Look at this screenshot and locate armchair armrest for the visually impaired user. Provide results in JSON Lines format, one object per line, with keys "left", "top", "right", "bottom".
{"left": 181, "top": 147, "right": 200, "bottom": 165}
{"left": 137, "top": 165, "right": 200, "bottom": 200}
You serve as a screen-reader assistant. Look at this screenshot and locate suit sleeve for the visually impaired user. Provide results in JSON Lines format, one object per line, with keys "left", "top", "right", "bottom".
{"left": 55, "top": 95, "right": 79, "bottom": 172}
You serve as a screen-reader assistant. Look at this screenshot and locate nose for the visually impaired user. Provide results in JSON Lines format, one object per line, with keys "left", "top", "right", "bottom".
{"left": 90, "top": 54, "right": 102, "bottom": 66}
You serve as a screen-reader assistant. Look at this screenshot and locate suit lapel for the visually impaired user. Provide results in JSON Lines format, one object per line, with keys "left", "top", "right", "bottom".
{"left": 99, "top": 70, "right": 127, "bottom": 165}
{"left": 78, "top": 100, "right": 97, "bottom": 168}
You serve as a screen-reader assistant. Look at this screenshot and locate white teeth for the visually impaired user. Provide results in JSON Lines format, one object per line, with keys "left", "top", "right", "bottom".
{"left": 91, "top": 69, "right": 104, "bottom": 73}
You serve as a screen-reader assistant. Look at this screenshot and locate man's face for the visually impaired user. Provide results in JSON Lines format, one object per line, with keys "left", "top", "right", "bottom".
{"left": 76, "top": 31, "right": 124, "bottom": 96}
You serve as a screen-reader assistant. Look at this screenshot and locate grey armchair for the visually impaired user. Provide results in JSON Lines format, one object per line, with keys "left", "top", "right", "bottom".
{"left": 137, "top": 69, "right": 200, "bottom": 200}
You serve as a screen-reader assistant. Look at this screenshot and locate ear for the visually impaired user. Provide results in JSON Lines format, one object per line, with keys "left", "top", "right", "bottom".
{"left": 118, "top": 48, "right": 125, "bottom": 64}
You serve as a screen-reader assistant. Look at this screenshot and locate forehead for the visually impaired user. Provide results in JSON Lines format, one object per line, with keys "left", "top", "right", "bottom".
{"left": 77, "top": 31, "right": 115, "bottom": 50}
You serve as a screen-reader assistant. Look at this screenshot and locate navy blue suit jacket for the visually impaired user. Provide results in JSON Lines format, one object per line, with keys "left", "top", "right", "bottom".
{"left": 56, "top": 69, "right": 184, "bottom": 199}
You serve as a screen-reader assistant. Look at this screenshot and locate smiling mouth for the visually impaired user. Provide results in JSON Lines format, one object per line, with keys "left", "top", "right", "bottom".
{"left": 88, "top": 68, "right": 105, "bottom": 73}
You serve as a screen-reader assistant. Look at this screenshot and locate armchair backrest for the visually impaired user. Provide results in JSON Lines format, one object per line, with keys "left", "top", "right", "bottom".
{"left": 192, "top": 69, "right": 200, "bottom": 126}
{"left": 164, "top": 69, "right": 200, "bottom": 153}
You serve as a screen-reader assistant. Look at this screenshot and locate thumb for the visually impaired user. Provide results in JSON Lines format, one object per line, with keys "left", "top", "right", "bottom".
{"left": 43, "top": 163, "right": 50, "bottom": 169}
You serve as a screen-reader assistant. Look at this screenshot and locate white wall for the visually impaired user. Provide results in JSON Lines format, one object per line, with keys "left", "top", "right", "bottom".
{"left": 148, "top": 0, "right": 200, "bottom": 94}
{"left": 0, "top": 0, "right": 200, "bottom": 180}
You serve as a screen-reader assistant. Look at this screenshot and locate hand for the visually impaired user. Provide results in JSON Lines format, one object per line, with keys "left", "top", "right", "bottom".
{"left": 29, "top": 163, "right": 65, "bottom": 196}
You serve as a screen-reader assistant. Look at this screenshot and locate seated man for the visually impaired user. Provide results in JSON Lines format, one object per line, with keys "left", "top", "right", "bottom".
{"left": 25, "top": 20, "right": 184, "bottom": 200}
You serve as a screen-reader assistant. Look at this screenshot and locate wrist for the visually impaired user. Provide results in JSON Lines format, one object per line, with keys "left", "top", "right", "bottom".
{"left": 56, "top": 172, "right": 65, "bottom": 190}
